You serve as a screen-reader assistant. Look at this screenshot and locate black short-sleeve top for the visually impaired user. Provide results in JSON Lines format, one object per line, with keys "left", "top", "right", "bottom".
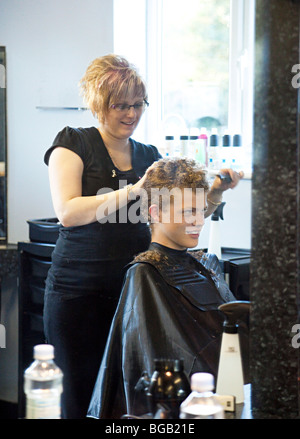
{"left": 44, "top": 126, "right": 162, "bottom": 265}
{"left": 44, "top": 126, "right": 161, "bottom": 195}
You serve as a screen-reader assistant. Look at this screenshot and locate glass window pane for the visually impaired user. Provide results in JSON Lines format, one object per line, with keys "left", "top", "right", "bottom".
{"left": 162, "top": 0, "right": 231, "bottom": 135}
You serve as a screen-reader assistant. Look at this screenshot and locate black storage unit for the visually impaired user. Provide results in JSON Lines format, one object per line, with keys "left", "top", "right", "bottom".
{"left": 27, "top": 217, "right": 61, "bottom": 243}
{"left": 221, "top": 248, "right": 250, "bottom": 301}
{"left": 18, "top": 219, "right": 59, "bottom": 418}
{"left": 191, "top": 247, "right": 251, "bottom": 301}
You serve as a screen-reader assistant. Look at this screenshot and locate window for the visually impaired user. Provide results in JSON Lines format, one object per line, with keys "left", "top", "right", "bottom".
{"left": 114, "top": 0, "right": 255, "bottom": 174}
{"left": 161, "top": 0, "right": 231, "bottom": 135}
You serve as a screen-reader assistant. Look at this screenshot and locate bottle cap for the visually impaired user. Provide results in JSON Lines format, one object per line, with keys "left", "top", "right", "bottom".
{"left": 233, "top": 134, "right": 242, "bottom": 147}
{"left": 190, "top": 372, "right": 214, "bottom": 392}
{"left": 165, "top": 135, "right": 174, "bottom": 140}
{"left": 174, "top": 358, "right": 184, "bottom": 372}
{"left": 154, "top": 358, "right": 175, "bottom": 371}
{"left": 210, "top": 134, "right": 219, "bottom": 147}
{"left": 222, "top": 134, "right": 231, "bottom": 147}
{"left": 199, "top": 127, "right": 208, "bottom": 138}
{"left": 34, "top": 344, "right": 54, "bottom": 360}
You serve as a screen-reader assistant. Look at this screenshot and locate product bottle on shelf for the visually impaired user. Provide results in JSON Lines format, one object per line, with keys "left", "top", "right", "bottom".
{"left": 180, "top": 372, "right": 224, "bottom": 419}
{"left": 24, "top": 344, "right": 63, "bottom": 419}
{"left": 221, "top": 132, "right": 231, "bottom": 168}
{"left": 179, "top": 135, "right": 189, "bottom": 157}
{"left": 164, "top": 135, "right": 175, "bottom": 157}
{"left": 196, "top": 128, "right": 208, "bottom": 166}
{"left": 189, "top": 135, "right": 199, "bottom": 160}
{"left": 231, "top": 134, "right": 243, "bottom": 171}
{"left": 207, "top": 202, "right": 226, "bottom": 260}
{"left": 208, "top": 129, "right": 220, "bottom": 170}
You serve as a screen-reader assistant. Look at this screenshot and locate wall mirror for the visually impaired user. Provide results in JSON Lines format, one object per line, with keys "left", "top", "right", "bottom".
{"left": 0, "top": 46, "right": 7, "bottom": 242}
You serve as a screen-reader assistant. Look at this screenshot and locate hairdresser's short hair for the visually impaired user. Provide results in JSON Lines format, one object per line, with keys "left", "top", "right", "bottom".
{"left": 79, "top": 54, "right": 147, "bottom": 122}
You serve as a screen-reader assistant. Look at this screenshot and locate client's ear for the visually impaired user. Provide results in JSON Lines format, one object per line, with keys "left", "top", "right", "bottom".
{"left": 149, "top": 204, "right": 160, "bottom": 224}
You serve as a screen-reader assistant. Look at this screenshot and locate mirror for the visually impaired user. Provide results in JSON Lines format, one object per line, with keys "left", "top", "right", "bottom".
{"left": 0, "top": 47, "right": 7, "bottom": 242}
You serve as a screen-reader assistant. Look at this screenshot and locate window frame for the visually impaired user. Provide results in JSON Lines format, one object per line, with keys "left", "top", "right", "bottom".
{"left": 113, "top": 0, "right": 255, "bottom": 171}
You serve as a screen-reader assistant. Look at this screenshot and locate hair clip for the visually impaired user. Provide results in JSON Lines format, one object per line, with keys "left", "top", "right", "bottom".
{"left": 112, "top": 169, "right": 117, "bottom": 178}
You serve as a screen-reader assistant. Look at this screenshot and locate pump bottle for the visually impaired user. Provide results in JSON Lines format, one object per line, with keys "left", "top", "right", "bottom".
{"left": 208, "top": 202, "right": 226, "bottom": 260}
{"left": 216, "top": 301, "right": 250, "bottom": 404}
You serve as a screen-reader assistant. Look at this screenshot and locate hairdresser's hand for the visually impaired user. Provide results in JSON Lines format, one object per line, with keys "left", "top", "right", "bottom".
{"left": 211, "top": 169, "right": 244, "bottom": 193}
{"left": 205, "top": 169, "right": 244, "bottom": 218}
{"left": 131, "top": 161, "right": 158, "bottom": 196}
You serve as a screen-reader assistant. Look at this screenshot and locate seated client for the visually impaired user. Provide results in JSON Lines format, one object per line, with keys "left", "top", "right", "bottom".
{"left": 88, "top": 158, "right": 247, "bottom": 419}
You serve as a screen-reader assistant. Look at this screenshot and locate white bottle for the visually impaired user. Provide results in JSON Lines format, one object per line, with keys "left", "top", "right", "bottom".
{"left": 208, "top": 129, "right": 220, "bottom": 170}
{"left": 196, "top": 127, "right": 208, "bottom": 166}
{"left": 180, "top": 373, "right": 224, "bottom": 419}
{"left": 179, "top": 135, "right": 189, "bottom": 157}
{"left": 221, "top": 133, "right": 231, "bottom": 168}
{"left": 216, "top": 302, "right": 245, "bottom": 404}
{"left": 231, "top": 134, "right": 243, "bottom": 171}
{"left": 208, "top": 216, "right": 222, "bottom": 259}
{"left": 24, "top": 344, "right": 63, "bottom": 419}
{"left": 207, "top": 202, "right": 225, "bottom": 260}
{"left": 189, "top": 135, "right": 199, "bottom": 160}
{"left": 164, "top": 135, "right": 175, "bottom": 157}
{"left": 216, "top": 331, "right": 244, "bottom": 404}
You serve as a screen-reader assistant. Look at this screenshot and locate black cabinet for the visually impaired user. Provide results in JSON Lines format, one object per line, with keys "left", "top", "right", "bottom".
{"left": 18, "top": 241, "right": 55, "bottom": 418}
{"left": 221, "top": 248, "right": 250, "bottom": 301}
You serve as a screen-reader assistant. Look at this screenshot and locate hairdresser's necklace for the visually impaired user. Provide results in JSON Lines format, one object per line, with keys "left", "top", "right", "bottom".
{"left": 105, "top": 143, "right": 131, "bottom": 177}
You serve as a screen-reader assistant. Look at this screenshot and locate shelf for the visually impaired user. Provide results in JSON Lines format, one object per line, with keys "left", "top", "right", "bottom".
{"left": 36, "top": 106, "right": 88, "bottom": 111}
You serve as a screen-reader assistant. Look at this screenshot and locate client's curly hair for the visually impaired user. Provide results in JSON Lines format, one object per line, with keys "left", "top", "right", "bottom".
{"left": 140, "top": 157, "right": 209, "bottom": 223}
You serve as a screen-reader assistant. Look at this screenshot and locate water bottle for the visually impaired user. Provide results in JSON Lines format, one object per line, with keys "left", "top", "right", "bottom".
{"left": 147, "top": 358, "right": 191, "bottom": 418}
{"left": 24, "top": 344, "right": 63, "bottom": 419}
{"left": 180, "top": 372, "right": 224, "bottom": 419}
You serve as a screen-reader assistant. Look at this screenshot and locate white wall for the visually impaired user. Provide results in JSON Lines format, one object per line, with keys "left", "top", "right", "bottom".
{"left": 0, "top": 0, "right": 114, "bottom": 243}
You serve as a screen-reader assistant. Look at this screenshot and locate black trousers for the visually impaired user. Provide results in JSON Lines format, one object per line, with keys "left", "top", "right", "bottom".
{"left": 43, "top": 260, "right": 127, "bottom": 419}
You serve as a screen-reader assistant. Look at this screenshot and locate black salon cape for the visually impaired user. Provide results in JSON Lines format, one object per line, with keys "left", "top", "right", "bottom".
{"left": 87, "top": 247, "right": 245, "bottom": 419}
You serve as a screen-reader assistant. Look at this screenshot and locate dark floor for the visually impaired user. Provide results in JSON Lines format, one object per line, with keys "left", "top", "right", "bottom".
{"left": 0, "top": 400, "right": 18, "bottom": 419}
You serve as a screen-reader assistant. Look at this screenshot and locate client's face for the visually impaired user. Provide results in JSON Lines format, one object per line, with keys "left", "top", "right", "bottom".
{"left": 151, "top": 189, "right": 207, "bottom": 250}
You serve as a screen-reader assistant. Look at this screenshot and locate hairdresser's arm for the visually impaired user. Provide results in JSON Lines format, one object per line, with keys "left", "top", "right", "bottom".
{"left": 205, "top": 169, "right": 244, "bottom": 218}
{"left": 48, "top": 147, "right": 141, "bottom": 227}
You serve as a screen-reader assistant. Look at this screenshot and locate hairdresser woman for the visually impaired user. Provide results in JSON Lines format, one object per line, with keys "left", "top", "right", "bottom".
{"left": 43, "top": 54, "right": 242, "bottom": 419}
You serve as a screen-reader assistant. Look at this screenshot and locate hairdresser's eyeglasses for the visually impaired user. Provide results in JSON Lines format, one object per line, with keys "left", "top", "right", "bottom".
{"left": 110, "top": 99, "right": 149, "bottom": 113}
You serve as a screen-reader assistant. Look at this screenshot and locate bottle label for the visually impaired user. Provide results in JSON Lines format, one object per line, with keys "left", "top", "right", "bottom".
{"left": 180, "top": 404, "right": 224, "bottom": 419}
{"left": 26, "top": 396, "right": 61, "bottom": 419}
